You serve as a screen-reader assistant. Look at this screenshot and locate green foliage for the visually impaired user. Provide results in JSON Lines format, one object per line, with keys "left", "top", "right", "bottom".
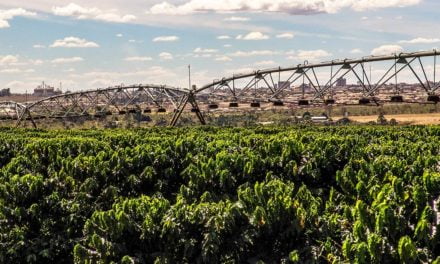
{"left": 0, "top": 126, "right": 439, "bottom": 263}
{"left": 398, "top": 236, "right": 418, "bottom": 264}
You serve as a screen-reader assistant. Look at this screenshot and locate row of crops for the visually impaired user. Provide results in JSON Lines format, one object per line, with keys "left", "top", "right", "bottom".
{"left": 0, "top": 126, "right": 439, "bottom": 263}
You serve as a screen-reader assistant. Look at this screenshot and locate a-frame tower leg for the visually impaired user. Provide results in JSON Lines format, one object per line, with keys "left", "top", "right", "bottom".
{"left": 16, "top": 108, "right": 37, "bottom": 128}
{"left": 170, "top": 92, "right": 205, "bottom": 126}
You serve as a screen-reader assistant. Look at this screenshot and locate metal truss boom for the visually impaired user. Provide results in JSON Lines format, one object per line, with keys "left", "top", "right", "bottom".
{"left": 0, "top": 84, "right": 193, "bottom": 127}
{"left": 197, "top": 50, "right": 440, "bottom": 93}
{"left": 2, "top": 50, "right": 440, "bottom": 127}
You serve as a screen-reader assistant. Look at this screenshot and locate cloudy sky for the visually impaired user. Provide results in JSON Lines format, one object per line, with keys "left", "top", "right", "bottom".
{"left": 0, "top": 0, "right": 439, "bottom": 92}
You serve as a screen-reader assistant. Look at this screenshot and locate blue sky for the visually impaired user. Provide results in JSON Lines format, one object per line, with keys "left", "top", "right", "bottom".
{"left": 0, "top": 0, "right": 439, "bottom": 92}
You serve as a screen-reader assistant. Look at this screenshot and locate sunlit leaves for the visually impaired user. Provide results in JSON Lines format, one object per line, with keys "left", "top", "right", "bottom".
{"left": 398, "top": 236, "right": 418, "bottom": 264}
{"left": 0, "top": 126, "right": 439, "bottom": 263}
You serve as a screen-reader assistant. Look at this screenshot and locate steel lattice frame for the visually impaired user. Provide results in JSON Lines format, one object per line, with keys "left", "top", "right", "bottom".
{"left": 2, "top": 50, "right": 440, "bottom": 127}
{"left": 170, "top": 50, "right": 440, "bottom": 125}
{"left": 9, "top": 84, "right": 192, "bottom": 128}
{"left": 199, "top": 50, "right": 439, "bottom": 101}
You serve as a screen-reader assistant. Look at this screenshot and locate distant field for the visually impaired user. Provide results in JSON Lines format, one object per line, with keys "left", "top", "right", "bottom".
{"left": 0, "top": 95, "right": 42, "bottom": 102}
{"left": 334, "top": 113, "right": 440, "bottom": 125}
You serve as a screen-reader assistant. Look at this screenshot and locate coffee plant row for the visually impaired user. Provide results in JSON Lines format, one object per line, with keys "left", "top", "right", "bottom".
{"left": 0, "top": 126, "right": 439, "bottom": 263}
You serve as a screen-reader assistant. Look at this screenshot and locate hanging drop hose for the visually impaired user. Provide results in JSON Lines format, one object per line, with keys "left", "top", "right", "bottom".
{"left": 330, "top": 64, "right": 333, "bottom": 99}
{"left": 395, "top": 58, "right": 399, "bottom": 95}
{"left": 254, "top": 73, "right": 258, "bottom": 102}
{"left": 434, "top": 54, "right": 437, "bottom": 93}
{"left": 302, "top": 74, "right": 305, "bottom": 99}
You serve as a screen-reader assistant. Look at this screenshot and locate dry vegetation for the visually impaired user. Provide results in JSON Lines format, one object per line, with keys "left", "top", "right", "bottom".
{"left": 336, "top": 113, "right": 440, "bottom": 125}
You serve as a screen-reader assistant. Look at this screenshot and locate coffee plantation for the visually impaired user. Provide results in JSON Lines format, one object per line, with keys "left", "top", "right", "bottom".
{"left": 0, "top": 126, "right": 439, "bottom": 263}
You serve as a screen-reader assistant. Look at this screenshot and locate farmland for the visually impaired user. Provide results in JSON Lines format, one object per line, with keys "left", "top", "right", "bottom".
{"left": 334, "top": 113, "right": 440, "bottom": 125}
{"left": 0, "top": 126, "right": 440, "bottom": 263}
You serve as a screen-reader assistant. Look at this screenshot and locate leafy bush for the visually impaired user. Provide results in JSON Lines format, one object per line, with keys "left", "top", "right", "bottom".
{"left": 0, "top": 126, "right": 439, "bottom": 263}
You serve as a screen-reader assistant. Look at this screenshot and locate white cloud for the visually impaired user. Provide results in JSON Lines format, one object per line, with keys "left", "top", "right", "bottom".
{"left": 237, "top": 31, "right": 269, "bottom": 40}
{"left": 0, "top": 55, "right": 19, "bottom": 66}
{"left": 194, "top": 47, "right": 218, "bottom": 53}
{"left": 4, "top": 81, "right": 26, "bottom": 89}
{"left": 399, "top": 37, "right": 440, "bottom": 44}
{"left": 152, "top": 36, "right": 179, "bottom": 42}
{"left": 159, "top": 52, "right": 173, "bottom": 60}
{"left": 352, "top": 0, "right": 421, "bottom": 11}
{"left": 68, "top": 66, "right": 178, "bottom": 88}
{"left": 276, "top": 33, "right": 294, "bottom": 39}
{"left": 193, "top": 54, "right": 213, "bottom": 58}
{"left": 0, "top": 55, "right": 44, "bottom": 67}
{"left": 224, "top": 16, "right": 250, "bottom": 21}
{"left": 254, "top": 60, "right": 277, "bottom": 66}
{"left": 0, "top": 68, "right": 20, "bottom": 73}
{"left": 149, "top": 2, "right": 186, "bottom": 15}
{"left": 225, "top": 67, "right": 255, "bottom": 75}
{"left": 124, "top": 56, "right": 153, "bottom": 61}
{"left": 95, "top": 13, "right": 136, "bottom": 23}
{"left": 116, "top": 33, "right": 123, "bottom": 37}
{"left": 0, "top": 8, "right": 36, "bottom": 29}
{"left": 50, "top": 37, "right": 99, "bottom": 48}
{"left": 127, "top": 39, "right": 144, "bottom": 43}
{"left": 229, "top": 50, "right": 279, "bottom": 57}
{"left": 51, "top": 57, "right": 84, "bottom": 64}
{"left": 217, "top": 35, "right": 231, "bottom": 40}
{"left": 149, "top": 0, "right": 421, "bottom": 15}
{"left": 361, "top": 16, "right": 368, "bottom": 20}
{"left": 371, "top": 44, "right": 404, "bottom": 56}
{"left": 30, "top": 59, "right": 44, "bottom": 65}
{"left": 0, "top": 68, "right": 34, "bottom": 73}
{"left": 215, "top": 56, "right": 232, "bottom": 61}
{"left": 52, "top": 3, "right": 136, "bottom": 23}
{"left": 33, "top": 44, "right": 45, "bottom": 48}
{"left": 288, "top": 49, "right": 332, "bottom": 62}
{"left": 350, "top": 48, "right": 363, "bottom": 54}
{"left": 224, "top": 44, "right": 232, "bottom": 48}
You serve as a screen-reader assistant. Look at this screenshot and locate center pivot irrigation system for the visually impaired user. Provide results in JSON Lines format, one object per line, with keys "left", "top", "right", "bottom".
{"left": 1, "top": 50, "right": 440, "bottom": 128}
{"left": 0, "top": 84, "right": 189, "bottom": 127}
